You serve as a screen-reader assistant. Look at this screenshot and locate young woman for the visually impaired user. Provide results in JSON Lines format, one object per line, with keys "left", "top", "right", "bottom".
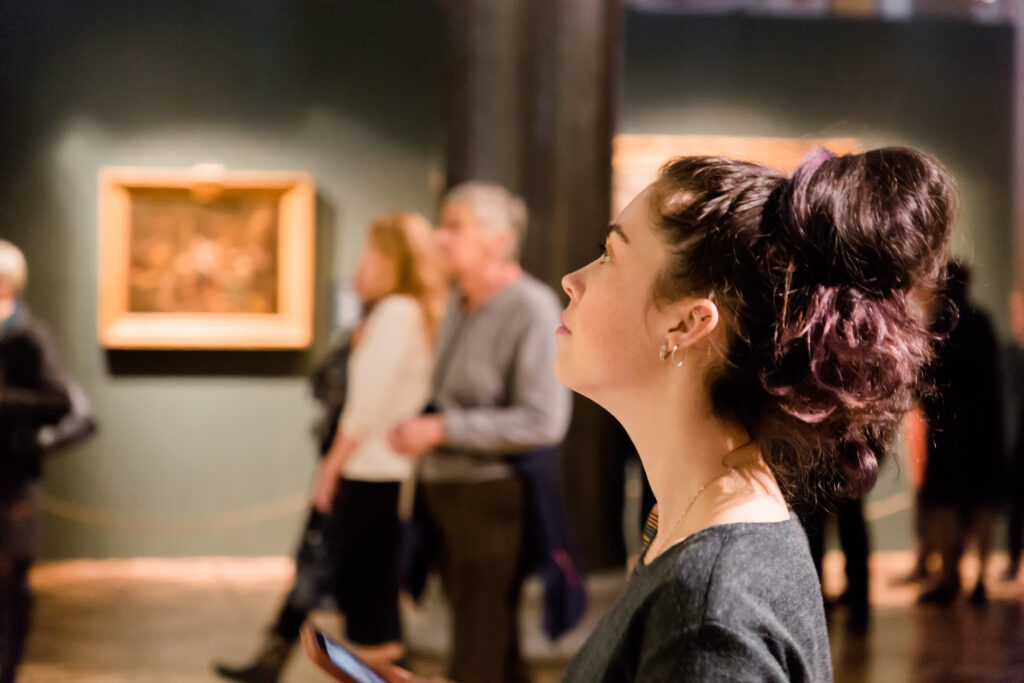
{"left": 217, "top": 212, "right": 446, "bottom": 683}
{"left": 555, "top": 149, "right": 952, "bottom": 681}
{"left": 309, "top": 211, "right": 446, "bottom": 664}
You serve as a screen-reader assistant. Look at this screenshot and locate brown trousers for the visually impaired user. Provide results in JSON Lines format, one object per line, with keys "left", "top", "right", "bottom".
{"left": 422, "top": 478, "right": 528, "bottom": 683}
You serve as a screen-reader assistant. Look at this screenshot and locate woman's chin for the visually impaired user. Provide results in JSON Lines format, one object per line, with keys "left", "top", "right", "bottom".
{"left": 553, "top": 358, "right": 571, "bottom": 390}
{"left": 553, "top": 356, "right": 582, "bottom": 393}
{"left": 553, "top": 359, "right": 599, "bottom": 402}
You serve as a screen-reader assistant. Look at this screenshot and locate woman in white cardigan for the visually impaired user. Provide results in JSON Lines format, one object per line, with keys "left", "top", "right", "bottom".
{"left": 310, "top": 212, "right": 446, "bottom": 667}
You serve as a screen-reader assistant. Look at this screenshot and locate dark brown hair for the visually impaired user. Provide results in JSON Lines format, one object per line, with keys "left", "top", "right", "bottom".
{"left": 651, "top": 148, "right": 954, "bottom": 502}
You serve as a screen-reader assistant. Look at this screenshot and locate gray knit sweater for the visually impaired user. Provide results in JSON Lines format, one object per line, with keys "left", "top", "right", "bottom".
{"left": 421, "top": 274, "right": 572, "bottom": 482}
{"left": 565, "top": 518, "right": 833, "bottom": 682}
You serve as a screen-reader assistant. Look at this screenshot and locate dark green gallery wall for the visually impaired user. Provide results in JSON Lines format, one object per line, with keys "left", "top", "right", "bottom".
{"left": 0, "top": 1, "right": 441, "bottom": 558}
{"left": 622, "top": 11, "right": 1014, "bottom": 550}
{"left": 624, "top": 12, "right": 1014, "bottom": 334}
{"left": 0, "top": 5, "right": 1014, "bottom": 560}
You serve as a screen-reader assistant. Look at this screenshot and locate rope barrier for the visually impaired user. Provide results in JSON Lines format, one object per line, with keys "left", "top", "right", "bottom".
{"left": 39, "top": 486, "right": 915, "bottom": 537}
{"left": 37, "top": 489, "right": 309, "bottom": 535}
{"left": 864, "top": 489, "right": 914, "bottom": 522}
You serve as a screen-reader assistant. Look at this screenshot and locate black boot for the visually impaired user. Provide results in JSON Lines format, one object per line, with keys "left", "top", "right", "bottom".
{"left": 969, "top": 580, "right": 988, "bottom": 606}
{"left": 917, "top": 581, "right": 959, "bottom": 607}
{"left": 214, "top": 634, "right": 292, "bottom": 683}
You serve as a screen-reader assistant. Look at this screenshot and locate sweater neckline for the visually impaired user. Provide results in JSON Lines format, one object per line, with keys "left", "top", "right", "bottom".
{"left": 637, "top": 516, "right": 796, "bottom": 572}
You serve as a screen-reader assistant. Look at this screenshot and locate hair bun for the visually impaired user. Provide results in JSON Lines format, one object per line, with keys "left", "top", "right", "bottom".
{"left": 775, "top": 147, "right": 954, "bottom": 297}
{"left": 652, "top": 149, "right": 954, "bottom": 503}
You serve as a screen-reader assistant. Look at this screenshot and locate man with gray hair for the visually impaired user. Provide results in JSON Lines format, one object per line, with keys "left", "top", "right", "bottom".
{"left": 390, "top": 181, "right": 573, "bottom": 682}
{"left": 0, "top": 240, "right": 71, "bottom": 683}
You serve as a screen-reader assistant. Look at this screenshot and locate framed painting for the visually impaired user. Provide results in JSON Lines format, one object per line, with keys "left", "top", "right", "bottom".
{"left": 612, "top": 134, "right": 861, "bottom": 216}
{"left": 98, "top": 165, "right": 315, "bottom": 349}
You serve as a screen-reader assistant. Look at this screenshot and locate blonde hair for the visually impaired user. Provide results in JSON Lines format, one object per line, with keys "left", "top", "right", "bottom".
{"left": 367, "top": 212, "right": 448, "bottom": 341}
{"left": 0, "top": 240, "right": 27, "bottom": 294}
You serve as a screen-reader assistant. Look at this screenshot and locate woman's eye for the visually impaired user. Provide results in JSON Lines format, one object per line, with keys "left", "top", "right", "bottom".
{"left": 595, "top": 242, "right": 611, "bottom": 263}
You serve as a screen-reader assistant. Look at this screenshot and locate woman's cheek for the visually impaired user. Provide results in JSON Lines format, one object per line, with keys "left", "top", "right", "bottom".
{"left": 581, "top": 314, "right": 623, "bottom": 368}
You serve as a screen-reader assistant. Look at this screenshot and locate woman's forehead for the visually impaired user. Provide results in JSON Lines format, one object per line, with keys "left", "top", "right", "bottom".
{"left": 616, "top": 187, "right": 669, "bottom": 255}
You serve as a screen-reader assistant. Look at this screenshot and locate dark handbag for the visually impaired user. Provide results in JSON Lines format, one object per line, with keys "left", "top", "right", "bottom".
{"left": 310, "top": 340, "right": 351, "bottom": 456}
{"left": 38, "top": 380, "right": 96, "bottom": 451}
{"left": 286, "top": 508, "right": 339, "bottom": 611}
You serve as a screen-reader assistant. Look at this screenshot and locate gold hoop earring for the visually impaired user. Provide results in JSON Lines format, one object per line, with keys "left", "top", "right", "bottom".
{"left": 658, "top": 339, "right": 669, "bottom": 361}
{"left": 670, "top": 345, "right": 684, "bottom": 368}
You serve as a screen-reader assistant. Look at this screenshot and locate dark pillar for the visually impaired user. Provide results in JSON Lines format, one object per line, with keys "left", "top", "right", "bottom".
{"left": 441, "top": 0, "right": 627, "bottom": 570}
{"left": 441, "top": 0, "right": 528, "bottom": 191}
{"left": 1014, "top": 2, "right": 1024, "bottom": 288}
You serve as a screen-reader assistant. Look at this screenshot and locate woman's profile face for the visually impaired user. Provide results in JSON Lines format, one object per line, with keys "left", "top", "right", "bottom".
{"left": 353, "top": 243, "right": 397, "bottom": 303}
{"left": 555, "top": 185, "right": 673, "bottom": 404}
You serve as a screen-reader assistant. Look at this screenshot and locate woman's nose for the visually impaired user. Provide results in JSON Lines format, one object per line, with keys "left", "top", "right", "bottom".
{"left": 562, "top": 268, "right": 583, "bottom": 300}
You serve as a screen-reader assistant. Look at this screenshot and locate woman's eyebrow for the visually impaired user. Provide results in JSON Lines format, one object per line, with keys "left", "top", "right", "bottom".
{"left": 605, "top": 223, "right": 630, "bottom": 244}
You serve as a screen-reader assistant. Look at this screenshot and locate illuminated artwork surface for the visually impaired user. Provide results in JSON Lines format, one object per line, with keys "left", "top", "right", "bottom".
{"left": 128, "top": 189, "right": 280, "bottom": 315}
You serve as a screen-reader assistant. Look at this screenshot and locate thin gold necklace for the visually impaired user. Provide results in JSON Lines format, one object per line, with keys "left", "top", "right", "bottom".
{"left": 646, "top": 442, "right": 760, "bottom": 561}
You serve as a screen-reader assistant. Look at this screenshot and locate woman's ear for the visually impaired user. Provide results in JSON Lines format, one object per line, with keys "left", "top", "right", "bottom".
{"left": 665, "top": 298, "right": 719, "bottom": 350}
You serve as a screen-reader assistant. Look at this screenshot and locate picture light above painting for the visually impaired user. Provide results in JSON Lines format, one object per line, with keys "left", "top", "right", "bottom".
{"left": 97, "top": 165, "right": 315, "bottom": 350}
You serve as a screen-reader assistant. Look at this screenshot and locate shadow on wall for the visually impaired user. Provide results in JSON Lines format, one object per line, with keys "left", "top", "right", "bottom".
{"left": 0, "top": 0, "right": 439, "bottom": 162}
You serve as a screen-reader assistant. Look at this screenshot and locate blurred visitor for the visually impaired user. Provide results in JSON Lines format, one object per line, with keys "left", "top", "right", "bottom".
{"left": 800, "top": 497, "right": 871, "bottom": 629}
{"left": 0, "top": 240, "right": 72, "bottom": 683}
{"left": 214, "top": 340, "right": 351, "bottom": 683}
{"left": 917, "top": 261, "right": 1003, "bottom": 606}
{"left": 896, "top": 403, "right": 935, "bottom": 585}
{"left": 1002, "top": 289, "right": 1024, "bottom": 581}
{"left": 215, "top": 213, "right": 445, "bottom": 683}
{"left": 389, "top": 182, "right": 575, "bottom": 683}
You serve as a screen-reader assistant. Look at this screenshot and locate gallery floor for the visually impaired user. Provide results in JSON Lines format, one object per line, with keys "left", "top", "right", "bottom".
{"left": 18, "top": 552, "right": 1024, "bottom": 682}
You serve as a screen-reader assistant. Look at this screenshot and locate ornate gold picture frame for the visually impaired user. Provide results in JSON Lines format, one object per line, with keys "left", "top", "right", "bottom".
{"left": 98, "top": 165, "right": 315, "bottom": 350}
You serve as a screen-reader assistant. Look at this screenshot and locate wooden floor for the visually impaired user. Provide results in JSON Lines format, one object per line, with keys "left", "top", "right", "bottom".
{"left": 18, "top": 552, "right": 1024, "bottom": 682}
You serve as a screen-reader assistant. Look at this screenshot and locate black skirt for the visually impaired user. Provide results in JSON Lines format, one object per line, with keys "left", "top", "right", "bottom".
{"left": 331, "top": 479, "right": 403, "bottom": 645}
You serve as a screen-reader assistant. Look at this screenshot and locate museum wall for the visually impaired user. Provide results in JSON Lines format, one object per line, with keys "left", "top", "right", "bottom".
{"left": 0, "top": 4, "right": 1013, "bottom": 560}
{"left": 0, "top": 0, "right": 442, "bottom": 558}
{"left": 621, "top": 10, "right": 1014, "bottom": 549}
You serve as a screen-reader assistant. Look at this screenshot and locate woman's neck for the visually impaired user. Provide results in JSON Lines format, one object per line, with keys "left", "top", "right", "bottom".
{"left": 615, "top": 378, "right": 788, "bottom": 560}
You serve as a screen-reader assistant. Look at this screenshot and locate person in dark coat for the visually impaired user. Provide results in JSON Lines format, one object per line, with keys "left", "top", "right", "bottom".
{"left": 1001, "top": 290, "right": 1024, "bottom": 581}
{"left": 0, "top": 240, "right": 71, "bottom": 683}
{"left": 918, "top": 261, "right": 1004, "bottom": 605}
{"left": 213, "top": 341, "right": 350, "bottom": 683}
{"left": 800, "top": 496, "right": 871, "bottom": 628}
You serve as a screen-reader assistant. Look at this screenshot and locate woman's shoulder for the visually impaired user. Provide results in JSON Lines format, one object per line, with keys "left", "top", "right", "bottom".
{"left": 659, "top": 517, "right": 805, "bottom": 565}
{"left": 649, "top": 520, "right": 828, "bottom": 672}
{"left": 654, "top": 519, "right": 820, "bottom": 619}
{"left": 373, "top": 294, "right": 425, "bottom": 323}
